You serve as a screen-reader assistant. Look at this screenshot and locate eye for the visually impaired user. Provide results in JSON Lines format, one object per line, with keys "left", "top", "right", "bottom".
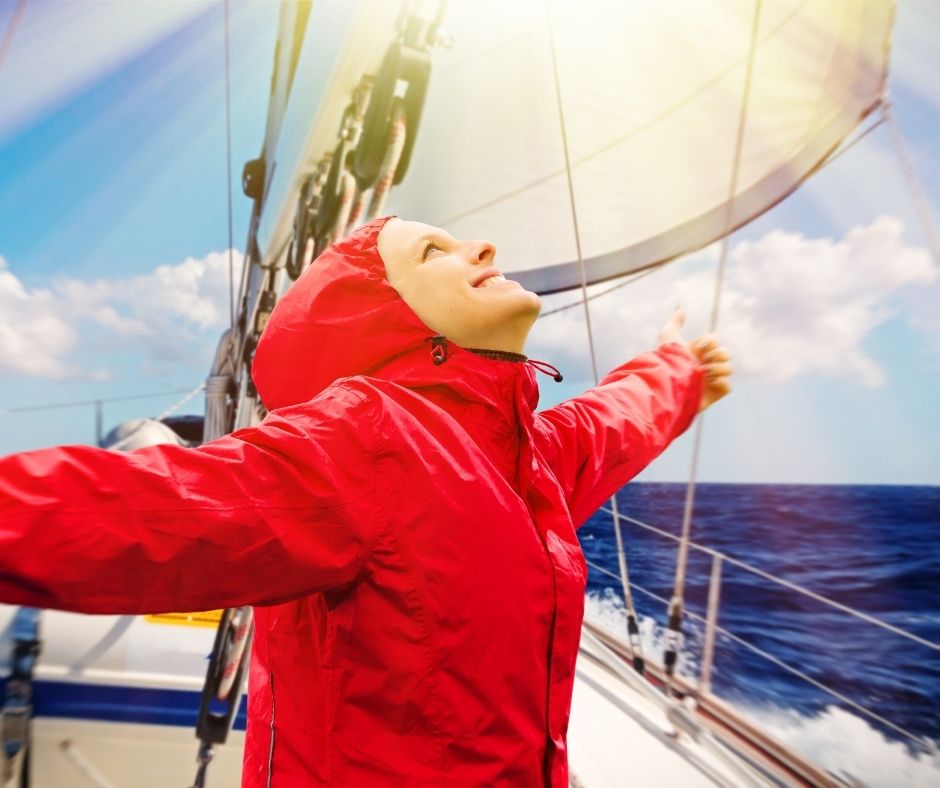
{"left": 422, "top": 242, "right": 441, "bottom": 261}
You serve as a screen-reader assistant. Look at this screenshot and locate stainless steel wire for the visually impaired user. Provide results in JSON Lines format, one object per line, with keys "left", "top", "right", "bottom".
{"left": 584, "top": 556, "right": 933, "bottom": 751}
{"left": 664, "top": 0, "right": 764, "bottom": 684}
{"left": 543, "top": 0, "right": 646, "bottom": 669}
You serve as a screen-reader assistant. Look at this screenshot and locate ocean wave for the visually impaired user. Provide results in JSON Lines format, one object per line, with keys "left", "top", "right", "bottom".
{"left": 582, "top": 590, "right": 940, "bottom": 786}
{"left": 583, "top": 589, "right": 702, "bottom": 680}
{"left": 737, "top": 702, "right": 940, "bottom": 788}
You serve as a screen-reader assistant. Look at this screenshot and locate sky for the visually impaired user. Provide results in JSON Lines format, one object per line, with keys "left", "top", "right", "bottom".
{"left": 0, "top": 0, "right": 938, "bottom": 485}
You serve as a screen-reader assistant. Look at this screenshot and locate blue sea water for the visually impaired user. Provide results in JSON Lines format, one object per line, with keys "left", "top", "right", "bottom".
{"left": 579, "top": 482, "right": 940, "bottom": 757}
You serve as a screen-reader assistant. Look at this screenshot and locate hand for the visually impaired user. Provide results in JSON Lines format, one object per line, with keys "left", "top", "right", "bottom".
{"left": 657, "top": 306, "right": 733, "bottom": 413}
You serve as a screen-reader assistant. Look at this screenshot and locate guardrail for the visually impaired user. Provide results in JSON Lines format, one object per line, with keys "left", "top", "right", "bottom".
{"left": 0, "top": 386, "right": 203, "bottom": 446}
{"left": 585, "top": 505, "right": 937, "bottom": 753}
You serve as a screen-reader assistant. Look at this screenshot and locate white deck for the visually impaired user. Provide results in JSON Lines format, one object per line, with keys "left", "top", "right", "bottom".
{"left": 568, "top": 631, "right": 772, "bottom": 787}
{"left": 17, "top": 652, "right": 772, "bottom": 788}
{"left": 26, "top": 718, "right": 245, "bottom": 788}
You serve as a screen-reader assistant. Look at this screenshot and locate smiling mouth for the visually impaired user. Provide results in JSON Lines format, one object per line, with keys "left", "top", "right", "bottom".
{"left": 475, "top": 274, "right": 512, "bottom": 289}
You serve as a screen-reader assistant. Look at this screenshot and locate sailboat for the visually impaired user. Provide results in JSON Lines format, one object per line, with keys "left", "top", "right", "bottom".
{"left": 2, "top": 0, "right": 937, "bottom": 786}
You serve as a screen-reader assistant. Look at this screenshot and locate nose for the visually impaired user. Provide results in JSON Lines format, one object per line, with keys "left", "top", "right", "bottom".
{"left": 470, "top": 240, "right": 495, "bottom": 266}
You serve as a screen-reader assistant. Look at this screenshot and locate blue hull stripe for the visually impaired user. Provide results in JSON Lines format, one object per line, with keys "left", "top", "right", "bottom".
{"left": 0, "top": 678, "right": 248, "bottom": 730}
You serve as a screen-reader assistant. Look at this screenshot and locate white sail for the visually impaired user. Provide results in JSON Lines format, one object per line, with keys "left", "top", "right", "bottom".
{"left": 385, "top": 0, "right": 893, "bottom": 293}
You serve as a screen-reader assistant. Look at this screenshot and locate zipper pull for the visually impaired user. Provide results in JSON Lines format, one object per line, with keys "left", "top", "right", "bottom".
{"left": 426, "top": 335, "right": 449, "bottom": 365}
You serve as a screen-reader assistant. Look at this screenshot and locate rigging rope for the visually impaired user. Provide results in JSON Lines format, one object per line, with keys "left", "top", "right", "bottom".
{"left": 822, "top": 113, "right": 887, "bottom": 170}
{"left": 585, "top": 554, "right": 934, "bottom": 753}
{"left": 223, "top": 0, "right": 236, "bottom": 330}
{"left": 601, "top": 505, "right": 940, "bottom": 653}
{"left": 188, "top": 10, "right": 249, "bottom": 785}
{"left": 0, "top": 387, "right": 202, "bottom": 416}
{"left": 883, "top": 94, "right": 940, "bottom": 266}
{"left": 537, "top": 267, "right": 659, "bottom": 319}
{"left": 102, "top": 383, "right": 207, "bottom": 452}
{"left": 663, "top": 0, "right": 763, "bottom": 685}
{"left": 544, "top": 0, "right": 646, "bottom": 672}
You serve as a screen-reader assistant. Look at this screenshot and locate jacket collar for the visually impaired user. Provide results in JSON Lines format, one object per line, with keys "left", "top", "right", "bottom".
{"left": 251, "top": 213, "right": 561, "bottom": 431}
{"left": 369, "top": 338, "right": 542, "bottom": 436}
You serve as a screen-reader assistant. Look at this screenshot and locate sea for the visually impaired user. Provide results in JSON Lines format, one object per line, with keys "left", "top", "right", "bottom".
{"left": 580, "top": 482, "right": 940, "bottom": 787}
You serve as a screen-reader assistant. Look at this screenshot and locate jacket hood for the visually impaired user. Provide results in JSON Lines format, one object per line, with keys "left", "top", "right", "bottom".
{"left": 251, "top": 215, "right": 561, "bottom": 416}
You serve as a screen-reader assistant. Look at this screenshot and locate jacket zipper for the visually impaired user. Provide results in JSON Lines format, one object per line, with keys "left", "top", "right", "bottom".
{"left": 266, "top": 669, "right": 276, "bottom": 787}
{"left": 537, "top": 508, "right": 560, "bottom": 782}
{"left": 516, "top": 418, "right": 560, "bottom": 778}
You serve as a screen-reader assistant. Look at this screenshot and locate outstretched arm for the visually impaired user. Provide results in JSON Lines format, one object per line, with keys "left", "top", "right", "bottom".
{"left": 534, "top": 341, "right": 705, "bottom": 528}
{"left": 0, "top": 382, "right": 377, "bottom": 614}
{"left": 534, "top": 307, "right": 733, "bottom": 528}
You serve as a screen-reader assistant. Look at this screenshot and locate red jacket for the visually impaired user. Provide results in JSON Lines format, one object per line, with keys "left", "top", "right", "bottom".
{"left": 0, "top": 215, "right": 704, "bottom": 786}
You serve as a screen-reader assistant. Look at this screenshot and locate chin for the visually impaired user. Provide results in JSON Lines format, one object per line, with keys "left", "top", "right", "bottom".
{"left": 520, "top": 288, "right": 542, "bottom": 317}
{"left": 498, "top": 282, "right": 538, "bottom": 304}
{"left": 506, "top": 290, "right": 542, "bottom": 333}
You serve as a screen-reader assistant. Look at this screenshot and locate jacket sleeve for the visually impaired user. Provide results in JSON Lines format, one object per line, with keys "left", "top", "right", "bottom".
{"left": 533, "top": 342, "right": 705, "bottom": 528}
{"left": 0, "top": 382, "right": 376, "bottom": 614}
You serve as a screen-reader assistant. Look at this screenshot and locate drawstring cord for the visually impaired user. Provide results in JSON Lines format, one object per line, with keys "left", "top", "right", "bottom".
{"left": 426, "top": 335, "right": 563, "bottom": 382}
{"left": 526, "top": 358, "right": 564, "bottom": 382}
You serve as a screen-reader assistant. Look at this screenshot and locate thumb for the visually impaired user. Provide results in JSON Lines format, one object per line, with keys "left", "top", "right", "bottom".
{"left": 662, "top": 304, "right": 684, "bottom": 332}
{"left": 657, "top": 305, "right": 686, "bottom": 345}
{"left": 672, "top": 305, "right": 685, "bottom": 329}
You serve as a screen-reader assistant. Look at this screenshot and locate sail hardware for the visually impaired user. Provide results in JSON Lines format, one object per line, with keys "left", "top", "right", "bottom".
{"left": 1, "top": 607, "right": 40, "bottom": 786}
{"left": 315, "top": 80, "right": 375, "bottom": 243}
{"left": 242, "top": 156, "right": 266, "bottom": 203}
{"left": 275, "top": 3, "right": 446, "bottom": 282}
{"left": 361, "top": 98, "right": 407, "bottom": 230}
{"left": 353, "top": 33, "right": 432, "bottom": 189}
{"left": 189, "top": 607, "right": 253, "bottom": 788}
{"left": 286, "top": 160, "right": 332, "bottom": 281}
{"left": 204, "top": 329, "right": 238, "bottom": 444}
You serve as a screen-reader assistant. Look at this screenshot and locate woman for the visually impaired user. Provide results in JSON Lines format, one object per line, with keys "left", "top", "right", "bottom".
{"left": 0, "top": 214, "right": 731, "bottom": 786}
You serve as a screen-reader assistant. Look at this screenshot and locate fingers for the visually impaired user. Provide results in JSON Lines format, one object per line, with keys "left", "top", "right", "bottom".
{"left": 691, "top": 332, "right": 733, "bottom": 412}
{"left": 698, "top": 376, "right": 733, "bottom": 413}
{"left": 702, "top": 347, "right": 731, "bottom": 363}
{"left": 711, "top": 378, "right": 732, "bottom": 398}
{"left": 704, "top": 360, "right": 732, "bottom": 379}
{"left": 691, "top": 333, "right": 719, "bottom": 352}
{"left": 690, "top": 334, "right": 730, "bottom": 365}
{"left": 710, "top": 378, "right": 733, "bottom": 401}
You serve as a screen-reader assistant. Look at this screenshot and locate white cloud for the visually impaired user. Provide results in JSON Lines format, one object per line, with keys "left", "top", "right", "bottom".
{"left": 0, "top": 256, "right": 89, "bottom": 379}
{"left": 3, "top": 216, "right": 935, "bottom": 388}
{"left": 0, "top": 251, "right": 243, "bottom": 380}
{"left": 528, "top": 216, "right": 937, "bottom": 388}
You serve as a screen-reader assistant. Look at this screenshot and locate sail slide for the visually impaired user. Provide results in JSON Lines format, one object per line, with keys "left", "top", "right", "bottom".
{"left": 385, "top": 0, "right": 893, "bottom": 294}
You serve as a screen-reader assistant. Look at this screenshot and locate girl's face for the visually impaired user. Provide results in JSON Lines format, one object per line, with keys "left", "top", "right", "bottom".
{"left": 377, "top": 218, "right": 542, "bottom": 354}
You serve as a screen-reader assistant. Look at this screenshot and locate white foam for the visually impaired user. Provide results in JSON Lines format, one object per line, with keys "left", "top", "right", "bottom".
{"left": 583, "top": 589, "right": 701, "bottom": 679}
{"left": 737, "top": 702, "right": 940, "bottom": 788}
{"left": 582, "top": 592, "right": 940, "bottom": 786}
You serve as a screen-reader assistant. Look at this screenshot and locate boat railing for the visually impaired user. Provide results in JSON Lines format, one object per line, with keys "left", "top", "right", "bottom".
{"left": 583, "top": 505, "right": 937, "bottom": 754}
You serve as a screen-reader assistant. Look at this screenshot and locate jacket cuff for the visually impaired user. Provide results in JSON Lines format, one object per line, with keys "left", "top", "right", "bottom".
{"left": 655, "top": 341, "right": 706, "bottom": 439}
